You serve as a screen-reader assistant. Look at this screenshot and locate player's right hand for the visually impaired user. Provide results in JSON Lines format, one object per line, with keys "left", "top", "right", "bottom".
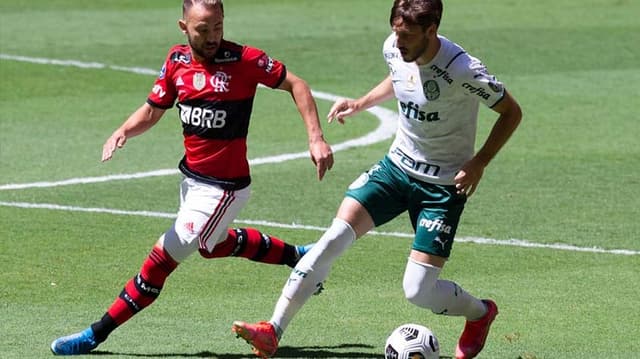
{"left": 101, "top": 132, "right": 127, "bottom": 162}
{"left": 309, "top": 138, "right": 334, "bottom": 181}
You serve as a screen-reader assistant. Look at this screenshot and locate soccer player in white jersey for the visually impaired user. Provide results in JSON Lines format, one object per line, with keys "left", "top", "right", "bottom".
{"left": 233, "top": 0, "right": 522, "bottom": 358}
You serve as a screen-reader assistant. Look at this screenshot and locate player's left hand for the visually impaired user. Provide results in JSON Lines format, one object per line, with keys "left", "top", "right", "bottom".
{"left": 309, "top": 138, "right": 334, "bottom": 181}
{"left": 454, "top": 157, "right": 486, "bottom": 197}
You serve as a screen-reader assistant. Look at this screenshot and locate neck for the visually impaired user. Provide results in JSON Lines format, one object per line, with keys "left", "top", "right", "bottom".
{"left": 415, "top": 35, "right": 441, "bottom": 66}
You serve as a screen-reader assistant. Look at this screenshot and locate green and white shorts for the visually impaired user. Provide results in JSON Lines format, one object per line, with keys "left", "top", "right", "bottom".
{"left": 345, "top": 156, "right": 466, "bottom": 258}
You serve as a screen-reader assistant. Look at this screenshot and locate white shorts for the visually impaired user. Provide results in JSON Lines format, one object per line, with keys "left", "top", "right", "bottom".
{"left": 160, "top": 177, "right": 250, "bottom": 262}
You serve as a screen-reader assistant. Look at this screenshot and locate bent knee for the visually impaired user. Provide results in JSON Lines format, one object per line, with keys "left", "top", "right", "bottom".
{"left": 160, "top": 229, "right": 197, "bottom": 263}
{"left": 403, "top": 283, "right": 429, "bottom": 306}
{"left": 404, "top": 288, "right": 446, "bottom": 314}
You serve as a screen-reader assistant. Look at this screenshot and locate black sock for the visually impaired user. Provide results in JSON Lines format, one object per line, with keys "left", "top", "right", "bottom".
{"left": 90, "top": 313, "right": 117, "bottom": 344}
{"left": 283, "top": 244, "right": 299, "bottom": 268}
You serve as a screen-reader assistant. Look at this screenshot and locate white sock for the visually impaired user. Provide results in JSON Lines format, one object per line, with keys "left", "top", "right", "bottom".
{"left": 269, "top": 218, "right": 356, "bottom": 335}
{"left": 403, "top": 258, "right": 486, "bottom": 320}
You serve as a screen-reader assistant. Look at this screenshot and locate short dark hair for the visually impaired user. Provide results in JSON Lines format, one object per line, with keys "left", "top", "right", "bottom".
{"left": 389, "top": 0, "right": 443, "bottom": 29}
{"left": 182, "top": 0, "right": 224, "bottom": 16}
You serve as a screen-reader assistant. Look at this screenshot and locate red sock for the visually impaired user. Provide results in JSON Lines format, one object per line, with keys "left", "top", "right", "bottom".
{"left": 106, "top": 245, "right": 178, "bottom": 326}
{"left": 199, "top": 228, "right": 298, "bottom": 267}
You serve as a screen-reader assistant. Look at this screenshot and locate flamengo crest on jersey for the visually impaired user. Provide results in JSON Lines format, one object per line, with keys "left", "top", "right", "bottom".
{"left": 146, "top": 40, "right": 286, "bottom": 184}
{"left": 383, "top": 34, "right": 505, "bottom": 185}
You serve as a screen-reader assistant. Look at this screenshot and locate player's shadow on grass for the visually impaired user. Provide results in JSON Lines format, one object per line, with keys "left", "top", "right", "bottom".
{"left": 91, "top": 343, "right": 456, "bottom": 358}
{"left": 276, "top": 345, "right": 452, "bottom": 359}
{"left": 92, "top": 343, "right": 455, "bottom": 358}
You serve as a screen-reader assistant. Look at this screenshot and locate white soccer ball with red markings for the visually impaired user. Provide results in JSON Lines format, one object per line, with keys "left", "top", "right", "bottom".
{"left": 384, "top": 323, "right": 440, "bottom": 359}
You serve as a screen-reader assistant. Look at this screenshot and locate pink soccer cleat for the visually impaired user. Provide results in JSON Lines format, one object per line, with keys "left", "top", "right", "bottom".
{"left": 455, "top": 299, "right": 499, "bottom": 359}
{"left": 232, "top": 320, "right": 279, "bottom": 358}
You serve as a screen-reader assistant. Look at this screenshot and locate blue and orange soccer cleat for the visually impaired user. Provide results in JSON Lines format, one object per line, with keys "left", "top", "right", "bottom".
{"left": 455, "top": 299, "right": 499, "bottom": 359}
{"left": 50, "top": 327, "right": 98, "bottom": 355}
{"left": 232, "top": 320, "right": 279, "bottom": 358}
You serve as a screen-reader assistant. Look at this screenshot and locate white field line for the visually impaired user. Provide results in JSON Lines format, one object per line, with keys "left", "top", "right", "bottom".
{"left": 0, "top": 53, "right": 157, "bottom": 76}
{"left": 2, "top": 54, "right": 637, "bottom": 257}
{"left": 1, "top": 201, "right": 638, "bottom": 256}
{"left": 0, "top": 54, "right": 396, "bottom": 191}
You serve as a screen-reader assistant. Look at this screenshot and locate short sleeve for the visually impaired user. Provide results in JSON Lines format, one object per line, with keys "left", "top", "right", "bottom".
{"left": 147, "top": 49, "right": 179, "bottom": 109}
{"left": 459, "top": 57, "right": 505, "bottom": 108}
{"left": 244, "top": 47, "right": 287, "bottom": 89}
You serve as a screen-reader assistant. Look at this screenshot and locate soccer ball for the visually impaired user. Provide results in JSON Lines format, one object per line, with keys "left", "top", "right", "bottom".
{"left": 384, "top": 323, "right": 440, "bottom": 359}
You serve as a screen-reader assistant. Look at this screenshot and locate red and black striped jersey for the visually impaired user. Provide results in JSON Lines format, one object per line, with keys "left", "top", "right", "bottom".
{"left": 147, "top": 39, "right": 287, "bottom": 189}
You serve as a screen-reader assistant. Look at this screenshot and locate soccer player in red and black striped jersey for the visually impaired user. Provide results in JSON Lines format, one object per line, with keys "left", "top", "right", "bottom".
{"left": 50, "top": 0, "right": 333, "bottom": 355}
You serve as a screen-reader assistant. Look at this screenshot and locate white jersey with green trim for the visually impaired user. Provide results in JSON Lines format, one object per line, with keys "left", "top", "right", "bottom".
{"left": 383, "top": 33, "right": 505, "bottom": 185}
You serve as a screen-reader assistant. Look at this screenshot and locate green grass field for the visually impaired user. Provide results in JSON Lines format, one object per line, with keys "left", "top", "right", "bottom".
{"left": 1, "top": 1, "right": 639, "bottom": 358}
